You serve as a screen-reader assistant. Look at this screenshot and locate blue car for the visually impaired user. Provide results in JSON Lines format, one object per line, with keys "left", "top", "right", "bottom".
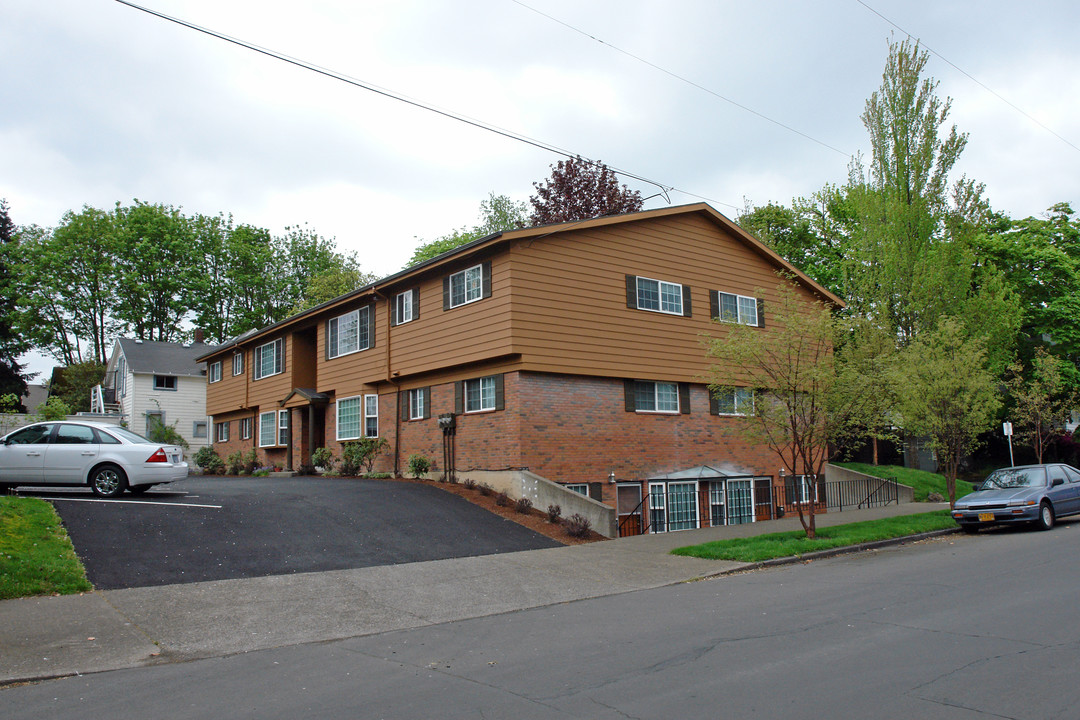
{"left": 952, "top": 464, "right": 1080, "bottom": 533}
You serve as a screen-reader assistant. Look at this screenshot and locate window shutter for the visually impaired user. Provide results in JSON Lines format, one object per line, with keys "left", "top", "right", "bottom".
{"left": 682, "top": 285, "right": 692, "bottom": 317}
{"left": 679, "top": 383, "right": 691, "bottom": 414}
{"left": 588, "top": 482, "right": 604, "bottom": 501}
{"left": 400, "top": 391, "right": 409, "bottom": 422}
{"left": 324, "top": 322, "right": 332, "bottom": 360}
{"left": 422, "top": 387, "right": 431, "bottom": 419}
{"left": 625, "top": 275, "right": 637, "bottom": 309}
{"left": 757, "top": 298, "right": 765, "bottom": 328}
{"left": 482, "top": 261, "right": 493, "bottom": 299}
{"left": 275, "top": 339, "right": 283, "bottom": 374}
{"left": 412, "top": 288, "right": 420, "bottom": 321}
{"left": 494, "top": 373, "right": 505, "bottom": 410}
{"left": 709, "top": 389, "right": 720, "bottom": 415}
{"left": 390, "top": 297, "right": 399, "bottom": 327}
{"left": 454, "top": 381, "right": 463, "bottom": 414}
{"left": 366, "top": 306, "right": 375, "bottom": 349}
{"left": 623, "top": 379, "right": 636, "bottom": 411}
{"left": 710, "top": 290, "right": 719, "bottom": 320}
{"left": 443, "top": 275, "right": 451, "bottom": 311}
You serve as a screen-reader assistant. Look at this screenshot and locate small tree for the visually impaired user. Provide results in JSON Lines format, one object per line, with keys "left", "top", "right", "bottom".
{"left": 36, "top": 396, "right": 71, "bottom": 421}
{"left": 893, "top": 318, "right": 1001, "bottom": 507}
{"left": 705, "top": 279, "right": 871, "bottom": 538}
{"left": 528, "top": 156, "right": 643, "bottom": 226}
{"left": 340, "top": 437, "right": 389, "bottom": 476}
{"left": 1004, "top": 347, "right": 1076, "bottom": 464}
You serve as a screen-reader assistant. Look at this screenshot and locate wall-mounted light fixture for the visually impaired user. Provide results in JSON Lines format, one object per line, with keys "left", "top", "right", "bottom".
{"left": 608, "top": 471, "right": 616, "bottom": 484}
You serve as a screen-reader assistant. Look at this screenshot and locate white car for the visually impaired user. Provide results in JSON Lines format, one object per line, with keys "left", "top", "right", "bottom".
{"left": 0, "top": 420, "right": 188, "bottom": 497}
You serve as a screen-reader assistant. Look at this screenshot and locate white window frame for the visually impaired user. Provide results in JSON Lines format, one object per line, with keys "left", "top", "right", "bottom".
{"left": 636, "top": 276, "right": 683, "bottom": 315}
{"left": 464, "top": 376, "right": 496, "bottom": 413}
{"left": 278, "top": 410, "right": 289, "bottom": 446}
{"left": 154, "top": 375, "right": 177, "bottom": 391}
{"left": 718, "top": 291, "right": 758, "bottom": 326}
{"left": 566, "top": 483, "right": 589, "bottom": 497}
{"left": 635, "top": 381, "right": 680, "bottom": 414}
{"left": 117, "top": 357, "right": 126, "bottom": 397}
{"left": 259, "top": 411, "right": 277, "bottom": 447}
{"left": 364, "top": 394, "right": 379, "bottom": 438}
{"left": 449, "top": 264, "right": 484, "bottom": 308}
{"left": 232, "top": 353, "right": 244, "bottom": 376}
{"left": 408, "top": 388, "right": 425, "bottom": 420}
{"left": 193, "top": 420, "right": 208, "bottom": 439}
{"left": 336, "top": 396, "right": 362, "bottom": 441}
{"left": 716, "top": 388, "right": 755, "bottom": 416}
{"left": 395, "top": 290, "right": 415, "bottom": 325}
{"left": 240, "top": 417, "right": 252, "bottom": 440}
{"left": 328, "top": 308, "right": 369, "bottom": 359}
{"left": 254, "top": 339, "right": 283, "bottom": 380}
{"left": 215, "top": 421, "right": 230, "bottom": 443}
{"left": 208, "top": 362, "right": 222, "bottom": 384}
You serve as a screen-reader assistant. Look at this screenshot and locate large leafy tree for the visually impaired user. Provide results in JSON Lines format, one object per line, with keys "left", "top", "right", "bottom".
{"left": 528, "top": 156, "right": 643, "bottom": 226}
{"left": 1004, "top": 348, "right": 1077, "bottom": 464}
{"left": 0, "top": 200, "right": 29, "bottom": 409}
{"left": 408, "top": 193, "right": 528, "bottom": 267}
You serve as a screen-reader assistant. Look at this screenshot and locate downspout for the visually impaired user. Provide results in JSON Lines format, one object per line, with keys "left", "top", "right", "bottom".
{"left": 373, "top": 289, "right": 401, "bottom": 477}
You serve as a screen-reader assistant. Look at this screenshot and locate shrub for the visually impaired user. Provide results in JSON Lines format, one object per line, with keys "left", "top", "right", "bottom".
{"left": 298, "top": 463, "right": 316, "bottom": 475}
{"left": 193, "top": 446, "right": 224, "bottom": 474}
{"left": 37, "top": 396, "right": 72, "bottom": 421}
{"left": 311, "top": 447, "right": 334, "bottom": 471}
{"left": 495, "top": 491, "right": 512, "bottom": 507}
{"left": 546, "top": 504, "right": 562, "bottom": 523}
{"left": 515, "top": 497, "right": 533, "bottom": 514}
{"left": 146, "top": 416, "right": 190, "bottom": 450}
{"left": 339, "top": 437, "right": 389, "bottom": 476}
{"left": 225, "top": 451, "right": 245, "bottom": 475}
{"left": 462, "top": 477, "right": 477, "bottom": 490}
{"left": 407, "top": 453, "right": 432, "bottom": 479}
{"left": 242, "top": 448, "right": 258, "bottom": 474}
{"left": 564, "top": 513, "right": 592, "bottom": 538}
{"left": 363, "top": 472, "right": 392, "bottom": 479}
{"left": 478, "top": 482, "right": 494, "bottom": 496}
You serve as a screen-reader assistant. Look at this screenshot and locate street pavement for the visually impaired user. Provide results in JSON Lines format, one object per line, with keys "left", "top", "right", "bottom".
{"left": 0, "top": 502, "right": 951, "bottom": 685}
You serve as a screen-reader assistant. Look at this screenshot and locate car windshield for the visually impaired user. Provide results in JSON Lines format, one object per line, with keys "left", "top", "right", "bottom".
{"left": 100, "top": 426, "right": 155, "bottom": 444}
{"left": 981, "top": 467, "right": 1047, "bottom": 489}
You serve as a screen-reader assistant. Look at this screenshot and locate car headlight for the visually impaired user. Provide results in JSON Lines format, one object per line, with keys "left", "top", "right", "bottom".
{"left": 1007, "top": 499, "right": 1036, "bottom": 507}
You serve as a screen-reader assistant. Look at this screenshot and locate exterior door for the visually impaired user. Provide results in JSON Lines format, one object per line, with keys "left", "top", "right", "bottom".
{"left": 666, "top": 481, "right": 699, "bottom": 531}
{"left": 727, "top": 479, "right": 755, "bottom": 525}
{"left": 0, "top": 423, "right": 53, "bottom": 483}
{"left": 43, "top": 423, "right": 100, "bottom": 483}
{"left": 617, "top": 483, "right": 643, "bottom": 536}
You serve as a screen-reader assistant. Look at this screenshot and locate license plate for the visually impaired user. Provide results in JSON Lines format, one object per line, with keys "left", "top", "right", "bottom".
{"left": 978, "top": 512, "right": 994, "bottom": 522}
{"left": 171, "top": 455, "right": 180, "bottom": 464}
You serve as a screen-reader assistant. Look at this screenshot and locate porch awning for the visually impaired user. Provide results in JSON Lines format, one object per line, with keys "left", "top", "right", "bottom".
{"left": 647, "top": 464, "right": 756, "bottom": 481}
{"left": 280, "top": 388, "right": 330, "bottom": 408}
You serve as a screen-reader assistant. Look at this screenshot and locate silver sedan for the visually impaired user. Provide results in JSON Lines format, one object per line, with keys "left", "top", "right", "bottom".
{"left": 951, "top": 464, "right": 1080, "bottom": 533}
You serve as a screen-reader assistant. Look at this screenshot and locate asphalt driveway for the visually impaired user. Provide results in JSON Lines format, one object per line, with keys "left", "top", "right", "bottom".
{"left": 35, "top": 476, "right": 561, "bottom": 590}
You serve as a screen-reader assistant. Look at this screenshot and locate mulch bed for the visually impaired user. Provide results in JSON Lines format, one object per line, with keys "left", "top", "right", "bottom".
{"left": 391, "top": 476, "right": 607, "bottom": 545}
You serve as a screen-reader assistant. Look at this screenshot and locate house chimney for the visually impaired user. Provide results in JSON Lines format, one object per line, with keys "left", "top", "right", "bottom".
{"left": 194, "top": 328, "right": 205, "bottom": 344}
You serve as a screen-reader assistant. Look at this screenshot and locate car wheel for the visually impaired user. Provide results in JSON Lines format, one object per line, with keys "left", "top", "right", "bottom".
{"left": 0, "top": 483, "right": 14, "bottom": 495}
{"left": 1036, "top": 501, "right": 1055, "bottom": 531}
{"left": 127, "top": 484, "right": 154, "bottom": 495}
{"left": 90, "top": 464, "right": 127, "bottom": 498}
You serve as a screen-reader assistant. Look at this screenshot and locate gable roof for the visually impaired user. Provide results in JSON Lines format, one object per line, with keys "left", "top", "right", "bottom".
{"left": 197, "top": 202, "right": 843, "bottom": 361}
{"left": 116, "top": 338, "right": 219, "bottom": 377}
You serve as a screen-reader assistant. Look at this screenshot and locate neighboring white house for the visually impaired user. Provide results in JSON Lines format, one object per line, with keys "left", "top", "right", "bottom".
{"left": 94, "top": 337, "right": 217, "bottom": 449}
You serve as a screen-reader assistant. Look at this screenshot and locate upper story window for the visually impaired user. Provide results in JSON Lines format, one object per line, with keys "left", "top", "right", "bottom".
{"left": 208, "top": 361, "right": 222, "bottom": 384}
{"left": 444, "top": 262, "right": 491, "bottom": 310}
{"left": 154, "top": 375, "right": 177, "bottom": 391}
{"left": 626, "top": 275, "right": 691, "bottom": 317}
{"left": 327, "top": 307, "right": 371, "bottom": 359}
{"left": 624, "top": 380, "right": 690, "bottom": 414}
{"left": 711, "top": 291, "right": 763, "bottom": 327}
{"left": 117, "top": 357, "right": 126, "bottom": 396}
{"left": 393, "top": 289, "right": 419, "bottom": 326}
{"left": 254, "top": 338, "right": 284, "bottom": 380}
{"left": 232, "top": 352, "right": 244, "bottom": 376}
{"left": 713, "top": 388, "right": 754, "bottom": 416}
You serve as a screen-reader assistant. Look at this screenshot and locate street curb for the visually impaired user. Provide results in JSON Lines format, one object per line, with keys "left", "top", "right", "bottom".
{"left": 700, "top": 527, "right": 961, "bottom": 578}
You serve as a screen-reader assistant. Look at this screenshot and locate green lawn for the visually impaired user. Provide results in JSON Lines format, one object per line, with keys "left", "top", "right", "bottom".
{"left": 0, "top": 496, "right": 92, "bottom": 600}
{"left": 835, "top": 462, "right": 976, "bottom": 502}
{"left": 671, "top": 510, "right": 958, "bottom": 563}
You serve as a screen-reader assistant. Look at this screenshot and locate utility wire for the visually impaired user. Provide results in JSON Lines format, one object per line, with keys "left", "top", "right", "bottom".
{"left": 857, "top": 0, "right": 1080, "bottom": 154}
{"left": 512, "top": 0, "right": 852, "bottom": 158}
{"left": 114, "top": 0, "right": 741, "bottom": 210}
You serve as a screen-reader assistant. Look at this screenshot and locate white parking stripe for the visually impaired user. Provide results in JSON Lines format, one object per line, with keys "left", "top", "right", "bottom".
{"left": 43, "top": 497, "right": 222, "bottom": 509}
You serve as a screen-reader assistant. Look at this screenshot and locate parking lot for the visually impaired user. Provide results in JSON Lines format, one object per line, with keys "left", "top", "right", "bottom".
{"left": 27, "top": 476, "right": 561, "bottom": 590}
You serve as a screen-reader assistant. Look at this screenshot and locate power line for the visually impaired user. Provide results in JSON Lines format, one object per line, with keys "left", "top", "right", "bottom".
{"left": 512, "top": 0, "right": 852, "bottom": 158}
{"left": 113, "top": 0, "right": 741, "bottom": 210}
{"left": 857, "top": 0, "right": 1080, "bottom": 154}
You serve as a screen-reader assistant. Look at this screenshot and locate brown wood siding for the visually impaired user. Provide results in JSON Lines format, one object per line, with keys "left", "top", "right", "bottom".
{"left": 204, "top": 350, "right": 249, "bottom": 416}
{"left": 317, "top": 303, "right": 387, "bottom": 396}
{"left": 507, "top": 213, "right": 820, "bottom": 383}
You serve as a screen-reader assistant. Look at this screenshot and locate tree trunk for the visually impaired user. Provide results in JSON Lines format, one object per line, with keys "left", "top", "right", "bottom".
{"left": 872, "top": 436, "right": 879, "bottom": 465}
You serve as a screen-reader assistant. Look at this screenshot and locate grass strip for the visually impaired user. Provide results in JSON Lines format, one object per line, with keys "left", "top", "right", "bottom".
{"left": 671, "top": 510, "right": 957, "bottom": 563}
{"left": 835, "top": 463, "right": 975, "bottom": 502}
{"left": 0, "top": 496, "right": 92, "bottom": 600}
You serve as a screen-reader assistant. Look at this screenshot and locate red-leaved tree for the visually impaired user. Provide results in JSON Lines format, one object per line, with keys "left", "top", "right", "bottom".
{"left": 528, "top": 156, "right": 643, "bottom": 225}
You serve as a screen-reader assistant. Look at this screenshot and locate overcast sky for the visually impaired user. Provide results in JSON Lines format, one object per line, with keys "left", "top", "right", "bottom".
{"left": 3, "top": 1, "right": 1078, "bottom": 377}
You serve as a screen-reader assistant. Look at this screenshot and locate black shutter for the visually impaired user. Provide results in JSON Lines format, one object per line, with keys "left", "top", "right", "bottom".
{"left": 757, "top": 298, "right": 766, "bottom": 328}
{"left": 710, "top": 290, "right": 719, "bottom": 320}
{"left": 709, "top": 389, "right": 719, "bottom": 416}
{"left": 366, "top": 306, "right": 375, "bottom": 349}
{"left": 454, "top": 381, "right": 463, "bottom": 414}
{"left": 625, "top": 275, "right": 637, "bottom": 309}
{"left": 443, "top": 275, "right": 451, "bottom": 310}
{"left": 682, "top": 285, "right": 692, "bottom": 317}
{"left": 482, "top": 261, "right": 492, "bottom": 299}
{"left": 588, "top": 482, "right": 604, "bottom": 501}
{"left": 390, "top": 296, "right": 399, "bottom": 327}
{"left": 679, "top": 383, "right": 690, "bottom": 414}
{"left": 400, "top": 391, "right": 409, "bottom": 422}
{"left": 275, "top": 339, "right": 283, "bottom": 374}
{"left": 412, "top": 288, "right": 420, "bottom": 321}
{"left": 324, "top": 320, "right": 332, "bottom": 360}
{"left": 624, "top": 379, "right": 636, "bottom": 411}
{"left": 494, "top": 374, "right": 505, "bottom": 410}
{"left": 422, "top": 387, "right": 431, "bottom": 419}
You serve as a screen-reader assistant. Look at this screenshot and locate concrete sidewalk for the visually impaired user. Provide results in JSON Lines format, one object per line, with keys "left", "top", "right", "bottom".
{"left": 0, "top": 502, "right": 951, "bottom": 685}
